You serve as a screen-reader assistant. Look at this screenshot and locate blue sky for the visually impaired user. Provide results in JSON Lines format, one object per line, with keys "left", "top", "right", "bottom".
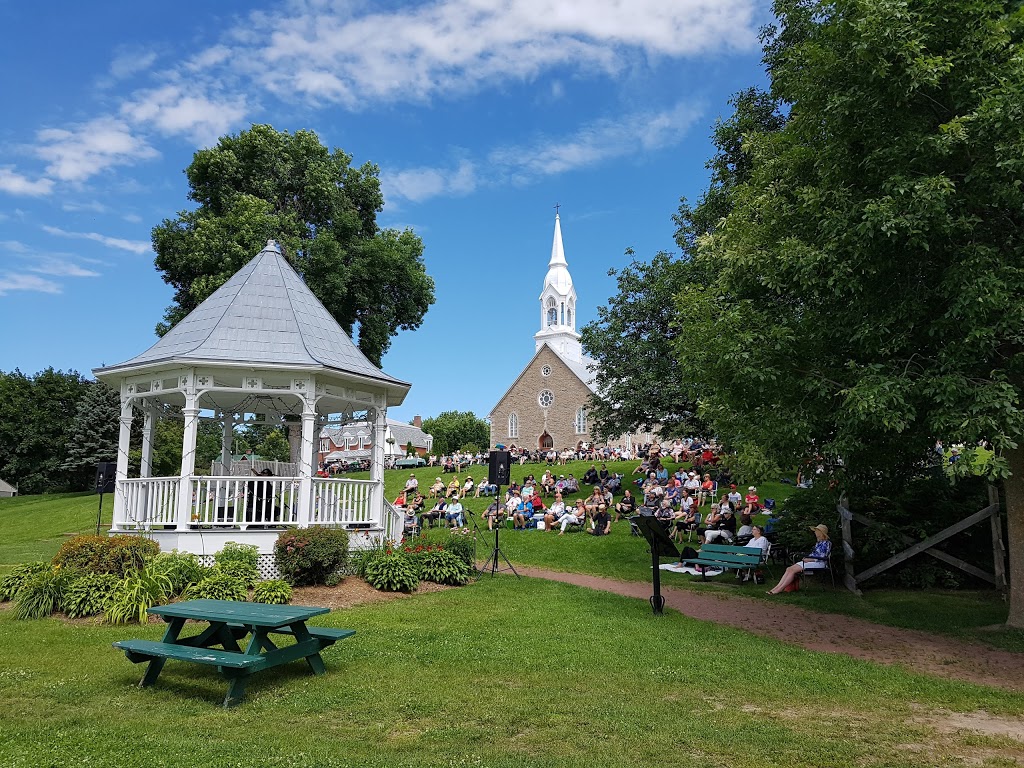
{"left": 0, "top": 0, "right": 769, "bottom": 424}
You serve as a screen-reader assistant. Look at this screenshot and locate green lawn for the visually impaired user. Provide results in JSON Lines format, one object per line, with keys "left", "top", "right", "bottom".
{"left": 2, "top": 577, "right": 1022, "bottom": 768}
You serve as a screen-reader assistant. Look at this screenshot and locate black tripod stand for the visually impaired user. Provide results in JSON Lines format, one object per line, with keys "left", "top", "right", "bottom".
{"left": 478, "top": 484, "right": 519, "bottom": 578}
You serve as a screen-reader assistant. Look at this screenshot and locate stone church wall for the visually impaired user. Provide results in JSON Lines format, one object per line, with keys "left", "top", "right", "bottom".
{"left": 490, "top": 345, "right": 592, "bottom": 450}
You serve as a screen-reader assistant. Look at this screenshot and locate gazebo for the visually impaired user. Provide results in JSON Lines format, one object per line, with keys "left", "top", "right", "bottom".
{"left": 93, "top": 240, "right": 410, "bottom": 562}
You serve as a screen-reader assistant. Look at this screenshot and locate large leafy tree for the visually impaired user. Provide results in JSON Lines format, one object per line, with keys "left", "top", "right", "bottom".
{"left": 580, "top": 88, "right": 785, "bottom": 440}
{"left": 677, "top": 1, "right": 1024, "bottom": 623}
{"left": 0, "top": 369, "right": 91, "bottom": 494}
{"left": 152, "top": 124, "right": 435, "bottom": 366}
{"left": 421, "top": 411, "right": 489, "bottom": 456}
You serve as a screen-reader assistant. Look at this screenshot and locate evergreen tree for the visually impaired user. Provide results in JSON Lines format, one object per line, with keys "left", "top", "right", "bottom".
{"left": 62, "top": 381, "right": 120, "bottom": 488}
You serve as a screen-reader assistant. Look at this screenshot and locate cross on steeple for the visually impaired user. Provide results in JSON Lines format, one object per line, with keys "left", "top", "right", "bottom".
{"left": 553, "top": 202, "right": 560, "bottom": 216}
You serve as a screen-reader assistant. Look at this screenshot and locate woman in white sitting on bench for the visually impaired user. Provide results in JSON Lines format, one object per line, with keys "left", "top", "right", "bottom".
{"left": 766, "top": 524, "right": 831, "bottom": 595}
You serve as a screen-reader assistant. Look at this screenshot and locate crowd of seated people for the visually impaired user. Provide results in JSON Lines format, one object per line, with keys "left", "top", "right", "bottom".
{"left": 401, "top": 441, "right": 785, "bottom": 561}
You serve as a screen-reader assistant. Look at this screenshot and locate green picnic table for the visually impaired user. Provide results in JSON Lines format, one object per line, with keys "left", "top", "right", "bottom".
{"left": 113, "top": 599, "right": 354, "bottom": 707}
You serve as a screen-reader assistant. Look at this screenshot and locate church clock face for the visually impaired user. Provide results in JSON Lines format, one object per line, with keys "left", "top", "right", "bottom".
{"left": 541, "top": 365, "right": 552, "bottom": 377}
{"left": 538, "top": 390, "right": 554, "bottom": 407}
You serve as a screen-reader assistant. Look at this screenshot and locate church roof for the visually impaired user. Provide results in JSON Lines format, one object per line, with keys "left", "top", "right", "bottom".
{"left": 490, "top": 342, "right": 599, "bottom": 416}
{"left": 322, "top": 418, "right": 431, "bottom": 449}
{"left": 95, "top": 241, "right": 409, "bottom": 390}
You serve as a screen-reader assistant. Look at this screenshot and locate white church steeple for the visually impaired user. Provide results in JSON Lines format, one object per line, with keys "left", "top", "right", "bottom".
{"left": 534, "top": 212, "right": 582, "bottom": 362}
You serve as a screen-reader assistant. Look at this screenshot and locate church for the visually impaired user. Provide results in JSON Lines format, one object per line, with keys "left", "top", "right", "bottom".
{"left": 489, "top": 214, "right": 600, "bottom": 451}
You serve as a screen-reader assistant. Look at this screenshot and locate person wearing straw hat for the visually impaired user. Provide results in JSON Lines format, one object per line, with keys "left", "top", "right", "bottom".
{"left": 766, "top": 524, "right": 832, "bottom": 595}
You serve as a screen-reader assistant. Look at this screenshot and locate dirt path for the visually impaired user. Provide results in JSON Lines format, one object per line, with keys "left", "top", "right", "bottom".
{"left": 518, "top": 566, "right": 1024, "bottom": 692}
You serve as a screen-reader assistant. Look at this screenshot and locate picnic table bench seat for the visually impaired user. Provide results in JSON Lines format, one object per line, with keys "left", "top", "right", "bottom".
{"left": 680, "top": 543, "right": 770, "bottom": 582}
{"left": 224, "top": 623, "right": 355, "bottom": 643}
{"left": 113, "top": 639, "right": 267, "bottom": 670}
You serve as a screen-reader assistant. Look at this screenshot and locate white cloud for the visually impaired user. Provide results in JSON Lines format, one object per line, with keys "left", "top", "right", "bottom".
{"left": 62, "top": 200, "right": 109, "bottom": 214}
{"left": 0, "top": 240, "right": 31, "bottom": 254}
{"left": 385, "top": 102, "right": 701, "bottom": 203}
{"left": 42, "top": 225, "right": 151, "bottom": 255}
{"left": 35, "top": 117, "right": 158, "bottom": 182}
{"left": 0, "top": 273, "right": 62, "bottom": 296}
{"left": 109, "top": 48, "right": 159, "bottom": 80}
{"left": 493, "top": 102, "right": 703, "bottom": 180}
{"left": 0, "top": 167, "right": 54, "bottom": 197}
{"left": 2, "top": 0, "right": 753, "bottom": 187}
{"left": 382, "top": 160, "right": 477, "bottom": 203}
{"left": 28, "top": 258, "right": 100, "bottom": 278}
{"left": 122, "top": 213, "right": 142, "bottom": 223}
{"left": 235, "top": 0, "right": 758, "bottom": 105}
{"left": 120, "top": 85, "right": 247, "bottom": 145}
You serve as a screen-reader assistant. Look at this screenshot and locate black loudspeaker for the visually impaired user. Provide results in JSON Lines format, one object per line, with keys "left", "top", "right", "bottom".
{"left": 488, "top": 450, "right": 511, "bottom": 486}
{"left": 95, "top": 462, "right": 116, "bottom": 494}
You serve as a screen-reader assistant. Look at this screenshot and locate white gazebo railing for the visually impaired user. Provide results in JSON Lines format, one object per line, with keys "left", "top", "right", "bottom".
{"left": 120, "top": 478, "right": 180, "bottom": 528}
{"left": 310, "top": 477, "right": 374, "bottom": 526}
{"left": 112, "top": 476, "right": 382, "bottom": 535}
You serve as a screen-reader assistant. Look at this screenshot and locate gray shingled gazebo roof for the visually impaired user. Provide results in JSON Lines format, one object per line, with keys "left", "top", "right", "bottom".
{"left": 95, "top": 240, "right": 410, "bottom": 399}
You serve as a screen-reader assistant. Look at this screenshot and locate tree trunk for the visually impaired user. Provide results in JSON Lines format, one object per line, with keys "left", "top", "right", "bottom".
{"left": 1005, "top": 446, "right": 1024, "bottom": 627}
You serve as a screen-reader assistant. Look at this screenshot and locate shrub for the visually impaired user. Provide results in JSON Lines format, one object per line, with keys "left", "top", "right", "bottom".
{"left": 0, "top": 562, "right": 50, "bottom": 602}
{"left": 183, "top": 572, "right": 247, "bottom": 602}
{"left": 418, "top": 549, "right": 472, "bottom": 586}
{"left": 151, "top": 551, "right": 207, "bottom": 596}
{"left": 14, "top": 569, "right": 71, "bottom": 620}
{"left": 214, "top": 560, "right": 258, "bottom": 588}
{"left": 324, "top": 572, "right": 343, "bottom": 587}
{"left": 53, "top": 534, "right": 159, "bottom": 577}
{"left": 252, "top": 579, "right": 293, "bottom": 605}
{"left": 418, "top": 528, "right": 475, "bottom": 568}
{"left": 351, "top": 539, "right": 389, "bottom": 579}
{"left": 274, "top": 528, "right": 349, "bottom": 585}
{"left": 365, "top": 552, "right": 419, "bottom": 592}
{"left": 214, "top": 542, "right": 259, "bottom": 570}
{"left": 440, "top": 533, "right": 475, "bottom": 568}
{"left": 106, "top": 567, "right": 173, "bottom": 625}
{"left": 61, "top": 572, "right": 119, "bottom": 618}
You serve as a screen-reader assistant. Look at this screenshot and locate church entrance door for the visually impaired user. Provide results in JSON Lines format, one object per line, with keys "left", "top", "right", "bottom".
{"left": 539, "top": 432, "right": 553, "bottom": 450}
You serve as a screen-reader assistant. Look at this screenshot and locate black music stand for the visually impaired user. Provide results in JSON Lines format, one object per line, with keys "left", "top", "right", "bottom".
{"left": 632, "top": 515, "right": 681, "bottom": 615}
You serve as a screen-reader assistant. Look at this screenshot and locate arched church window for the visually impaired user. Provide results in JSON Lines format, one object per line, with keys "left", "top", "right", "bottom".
{"left": 546, "top": 297, "right": 557, "bottom": 326}
{"left": 560, "top": 302, "right": 565, "bottom": 325}
{"left": 508, "top": 412, "right": 519, "bottom": 438}
{"left": 567, "top": 302, "right": 573, "bottom": 327}
{"left": 574, "top": 407, "right": 587, "bottom": 435}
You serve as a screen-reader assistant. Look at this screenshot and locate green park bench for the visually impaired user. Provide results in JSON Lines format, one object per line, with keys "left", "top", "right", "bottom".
{"left": 679, "top": 542, "right": 770, "bottom": 582}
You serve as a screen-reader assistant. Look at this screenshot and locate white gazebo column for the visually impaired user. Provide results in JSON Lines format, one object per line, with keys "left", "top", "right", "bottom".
{"left": 371, "top": 405, "right": 387, "bottom": 521}
{"left": 220, "top": 411, "right": 234, "bottom": 473}
{"left": 176, "top": 379, "right": 199, "bottom": 529}
{"left": 112, "top": 397, "right": 134, "bottom": 528}
{"left": 140, "top": 405, "right": 155, "bottom": 479}
{"left": 295, "top": 393, "right": 316, "bottom": 528}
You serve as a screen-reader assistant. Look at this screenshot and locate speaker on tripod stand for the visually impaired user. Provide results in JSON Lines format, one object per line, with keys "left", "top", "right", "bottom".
{"left": 479, "top": 450, "right": 518, "bottom": 578}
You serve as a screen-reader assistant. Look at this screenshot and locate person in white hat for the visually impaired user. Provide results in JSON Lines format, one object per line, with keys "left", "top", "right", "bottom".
{"left": 767, "top": 524, "right": 831, "bottom": 595}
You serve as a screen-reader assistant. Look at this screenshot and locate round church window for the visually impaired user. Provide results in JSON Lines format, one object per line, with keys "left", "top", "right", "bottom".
{"left": 538, "top": 390, "right": 554, "bottom": 407}
{"left": 541, "top": 365, "right": 552, "bottom": 377}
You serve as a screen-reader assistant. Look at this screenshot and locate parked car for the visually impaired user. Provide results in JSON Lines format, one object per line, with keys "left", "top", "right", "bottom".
{"left": 395, "top": 456, "right": 426, "bottom": 468}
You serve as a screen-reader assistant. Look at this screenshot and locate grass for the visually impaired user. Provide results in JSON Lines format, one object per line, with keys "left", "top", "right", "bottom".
{"left": 2, "top": 577, "right": 1023, "bottom": 767}
{"left": 0, "top": 492, "right": 99, "bottom": 571}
